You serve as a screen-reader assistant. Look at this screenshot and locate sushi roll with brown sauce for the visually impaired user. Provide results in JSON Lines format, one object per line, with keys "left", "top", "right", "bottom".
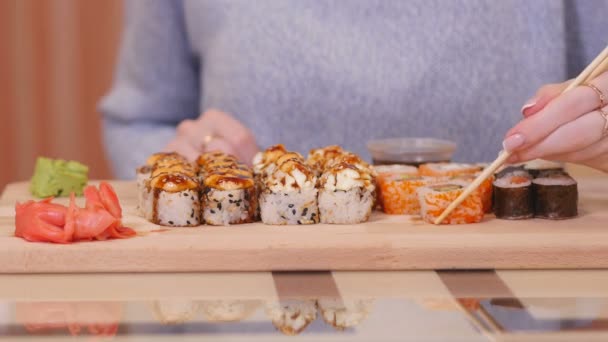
{"left": 419, "top": 162, "right": 482, "bottom": 178}
{"left": 417, "top": 182, "right": 484, "bottom": 224}
{"left": 135, "top": 152, "right": 189, "bottom": 214}
{"left": 198, "top": 151, "right": 258, "bottom": 225}
{"left": 252, "top": 144, "right": 289, "bottom": 180}
{"left": 144, "top": 171, "right": 201, "bottom": 227}
{"left": 259, "top": 151, "right": 319, "bottom": 225}
{"left": 318, "top": 157, "right": 376, "bottom": 224}
{"left": 493, "top": 170, "right": 534, "bottom": 220}
{"left": 306, "top": 145, "right": 347, "bottom": 176}
{"left": 533, "top": 172, "right": 578, "bottom": 219}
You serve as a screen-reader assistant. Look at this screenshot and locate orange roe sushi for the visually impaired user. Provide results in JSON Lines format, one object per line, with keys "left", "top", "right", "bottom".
{"left": 419, "top": 163, "right": 482, "bottom": 178}
{"left": 416, "top": 183, "right": 484, "bottom": 224}
{"left": 451, "top": 172, "right": 494, "bottom": 213}
{"left": 377, "top": 174, "right": 439, "bottom": 215}
{"left": 373, "top": 164, "right": 418, "bottom": 177}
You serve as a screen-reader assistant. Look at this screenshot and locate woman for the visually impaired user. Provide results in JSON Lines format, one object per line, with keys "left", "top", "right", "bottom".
{"left": 100, "top": 0, "right": 608, "bottom": 178}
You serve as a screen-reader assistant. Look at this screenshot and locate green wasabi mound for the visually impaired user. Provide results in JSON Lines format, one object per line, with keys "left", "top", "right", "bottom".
{"left": 29, "top": 157, "right": 89, "bottom": 198}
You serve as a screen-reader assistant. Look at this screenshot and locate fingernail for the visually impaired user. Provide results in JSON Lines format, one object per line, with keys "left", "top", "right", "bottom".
{"left": 521, "top": 100, "right": 536, "bottom": 115}
{"left": 502, "top": 134, "right": 525, "bottom": 152}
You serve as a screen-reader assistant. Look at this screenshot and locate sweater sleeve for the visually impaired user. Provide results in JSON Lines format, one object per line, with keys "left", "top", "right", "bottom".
{"left": 99, "top": 0, "right": 200, "bottom": 179}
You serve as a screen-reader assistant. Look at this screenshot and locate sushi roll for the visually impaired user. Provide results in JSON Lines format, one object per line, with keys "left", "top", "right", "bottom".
{"left": 201, "top": 165, "right": 258, "bottom": 225}
{"left": 259, "top": 152, "right": 319, "bottom": 225}
{"left": 377, "top": 174, "right": 438, "bottom": 215}
{"left": 306, "top": 145, "right": 346, "bottom": 176}
{"left": 135, "top": 152, "right": 188, "bottom": 214}
{"left": 373, "top": 164, "right": 418, "bottom": 177}
{"left": 143, "top": 171, "right": 201, "bottom": 226}
{"left": 317, "top": 298, "right": 373, "bottom": 330}
{"left": 317, "top": 154, "right": 376, "bottom": 224}
{"left": 419, "top": 162, "right": 482, "bottom": 177}
{"left": 197, "top": 151, "right": 258, "bottom": 225}
{"left": 417, "top": 182, "right": 484, "bottom": 224}
{"left": 495, "top": 164, "right": 526, "bottom": 179}
{"left": 524, "top": 159, "right": 565, "bottom": 178}
{"left": 533, "top": 173, "right": 578, "bottom": 219}
{"left": 493, "top": 170, "right": 534, "bottom": 220}
{"left": 265, "top": 299, "right": 318, "bottom": 336}
{"left": 252, "top": 144, "right": 289, "bottom": 179}
{"left": 451, "top": 172, "right": 494, "bottom": 213}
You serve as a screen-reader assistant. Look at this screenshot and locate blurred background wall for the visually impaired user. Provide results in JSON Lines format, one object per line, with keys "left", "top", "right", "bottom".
{"left": 0, "top": 0, "right": 124, "bottom": 192}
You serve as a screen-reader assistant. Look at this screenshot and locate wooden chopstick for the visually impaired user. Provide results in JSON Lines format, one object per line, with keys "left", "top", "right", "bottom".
{"left": 433, "top": 45, "right": 608, "bottom": 225}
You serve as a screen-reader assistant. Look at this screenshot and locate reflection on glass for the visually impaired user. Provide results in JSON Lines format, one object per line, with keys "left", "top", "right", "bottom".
{"left": 317, "top": 298, "right": 374, "bottom": 331}
{"left": 150, "top": 300, "right": 200, "bottom": 325}
{"left": 199, "top": 300, "right": 260, "bottom": 322}
{"left": 15, "top": 301, "right": 123, "bottom": 337}
{"left": 264, "top": 299, "right": 318, "bottom": 335}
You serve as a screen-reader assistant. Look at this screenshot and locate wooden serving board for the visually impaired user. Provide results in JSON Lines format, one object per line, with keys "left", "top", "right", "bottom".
{"left": 1, "top": 178, "right": 607, "bottom": 273}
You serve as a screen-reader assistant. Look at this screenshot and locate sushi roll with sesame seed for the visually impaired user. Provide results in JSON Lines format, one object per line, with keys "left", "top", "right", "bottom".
{"left": 306, "top": 145, "right": 347, "bottom": 176}
{"left": 143, "top": 171, "right": 201, "bottom": 227}
{"left": 201, "top": 167, "right": 258, "bottom": 225}
{"left": 259, "top": 152, "right": 319, "bottom": 225}
{"left": 317, "top": 154, "right": 376, "bottom": 224}
{"left": 252, "top": 144, "right": 290, "bottom": 180}
{"left": 135, "top": 152, "right": 188, "bottom": 214}
{"left": 196, "top": 151, "right": 258, "bottom": 225}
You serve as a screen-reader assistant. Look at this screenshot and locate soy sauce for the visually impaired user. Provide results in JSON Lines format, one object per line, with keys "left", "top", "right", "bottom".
{"left": 372, "top": 159, "right": 451, "bottom": 167}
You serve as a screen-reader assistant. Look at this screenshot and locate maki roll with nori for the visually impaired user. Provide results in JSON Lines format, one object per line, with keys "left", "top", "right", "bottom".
{"left": 493, "top": 171, "right": 534, "bottom": 220}
{"left": 533, "top": 173, "right": 578, "bottom": 219}
{"left": 524, "top": 159, "right": 565, "bottom": 178}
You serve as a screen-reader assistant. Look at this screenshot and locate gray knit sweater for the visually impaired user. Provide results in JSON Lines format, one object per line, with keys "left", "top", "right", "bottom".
{"left": 100, "top": 0, "right": 608, "bottom": 179}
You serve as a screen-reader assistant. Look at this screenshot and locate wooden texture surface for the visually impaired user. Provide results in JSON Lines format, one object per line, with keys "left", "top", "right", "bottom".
{"left": 0, "top": 179, "right": 607, "bottom": 273}
{"left": 1, "top": 0, "right": 122, "bottom": 191}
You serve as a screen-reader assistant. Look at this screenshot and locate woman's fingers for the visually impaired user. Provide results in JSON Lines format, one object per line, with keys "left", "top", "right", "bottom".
{"left": 204, "top": 137, "right": 239, "bottom": 158}
{"left": 201, "top": 109, "right": 259, "bottom": 162}
{"left": 522, "top": 81, "right": 570, "bottom": 117}
{"left": 168, "top": 109, "right": 260, "bottom": 163}
{"left": 504, "top": 72, "right": 608, "bottom": 152}
{"left": 542, "top": 134, "right": 608, "bottom": 163}
{"left": 509, "top": 109, "right": 607, "bottom": 163}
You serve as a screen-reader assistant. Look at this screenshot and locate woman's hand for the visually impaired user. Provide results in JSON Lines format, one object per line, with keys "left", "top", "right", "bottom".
{"left": 164, "top": 109, "right": 259, "bottom": 164}
{"left": 503, "top": 73, "right": 608, "bottom": 172}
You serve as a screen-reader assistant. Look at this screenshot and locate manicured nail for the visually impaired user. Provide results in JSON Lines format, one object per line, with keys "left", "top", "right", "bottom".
{"left": 521, "top": 100, "right": 536, "bottom": 115}
{"left": 502, "top": 134, "right": 525, "bottom": 152}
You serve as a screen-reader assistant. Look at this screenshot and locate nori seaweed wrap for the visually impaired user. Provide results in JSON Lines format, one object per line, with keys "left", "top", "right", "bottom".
{"left": 493, "top": 171, "right": 534, "bottom": 219}
{"left": 533, "top": 174, "right": 578, "bottom": 219}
